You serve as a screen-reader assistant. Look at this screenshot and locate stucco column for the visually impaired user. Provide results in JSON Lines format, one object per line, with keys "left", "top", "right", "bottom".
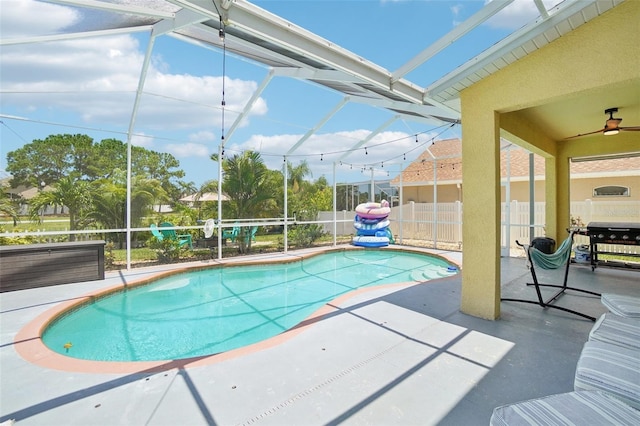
{"left": 546, "top": 154, "right": 573, "bottom": 243}
{"left": 544, "top": 156, "right": 558, "bottom": 241}
{"left": 460, "top": 107, "right": 501, "bottom": 320}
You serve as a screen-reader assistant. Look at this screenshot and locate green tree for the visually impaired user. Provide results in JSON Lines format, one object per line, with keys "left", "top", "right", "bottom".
{"left": 6, "top": 134, "right": 94, "bottom": 188}
{"left": 135, "top": 150, "right": 186, "bottom": 203}
{"left": 89, "top": 170, "right": 165, "bottom": 248}
{"left": 7, "top": 135, "right": 188, "bottom": 206}
{"left": 0, "top": 191, "right": 20, "bottom": 226}
{"left": 221, "top": 151, "right": 277, "bottom": 253}
{"left": 285, "top": 160, "right": 312, "bottom": 193}
{"left": 28, "top": 175, "right": 95, "bottom": 241}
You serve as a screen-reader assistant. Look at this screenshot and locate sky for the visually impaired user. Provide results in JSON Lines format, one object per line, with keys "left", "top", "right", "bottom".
{"left": 0, "top": 0, "right": 559, "bottom": 189}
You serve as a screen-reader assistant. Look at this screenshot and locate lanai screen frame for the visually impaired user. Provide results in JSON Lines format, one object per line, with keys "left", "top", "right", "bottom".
{"left": 1, "top": 0, "right": 617, "bottom": 269}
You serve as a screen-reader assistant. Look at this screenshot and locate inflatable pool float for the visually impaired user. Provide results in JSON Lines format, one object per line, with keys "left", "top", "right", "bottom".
{"left": 355, "top": 200, "right": 391, "bottom": 219}
{"left": 356, "top": 215, "right": 389, "bottom": 224}
{"left": 352, "top": 235, "right": 389, "bottom": 247}
{"left": 353, "top": 218, "right": 390, "bottom": 235}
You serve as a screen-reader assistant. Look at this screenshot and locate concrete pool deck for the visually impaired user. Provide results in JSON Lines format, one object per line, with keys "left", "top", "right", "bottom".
{"left": 1, "top": 245, "right": 638, "bottom": 425}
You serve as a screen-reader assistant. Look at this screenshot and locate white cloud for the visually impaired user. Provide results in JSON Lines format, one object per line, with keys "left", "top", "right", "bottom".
{"left": 484, "top": 0, "right": 560, "bottom": 30}
{"left": 166, "top": 142, "right": 210, "bottom": 159}
{"left": 189, "top": 131, "right": 216, "bottom": 143}
{"left": 451, "top": 4, "right": 463, "bottom": 16}
{"left": 228, "top": 129, "right": 441, "bottom": 179}
{"left": 0, "top": 0, "right": 79, "bottom": 38}
{"left": 131, "top": 133, "right": 154, "bottom": 148}
{"left": 1, "top": 35, "right": 266, "bottom": 131}
{"left": 0, "top": 0, "right": 267, "bottom": 135}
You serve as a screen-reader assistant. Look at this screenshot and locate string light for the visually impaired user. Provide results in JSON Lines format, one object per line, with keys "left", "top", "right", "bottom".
{"left": 218, "top": 17, "right": 225, "bottom": 40}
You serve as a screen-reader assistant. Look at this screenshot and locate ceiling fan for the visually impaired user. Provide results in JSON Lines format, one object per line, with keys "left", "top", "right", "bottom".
{"left": 566, "top": 107, "right": 640, "bottom": 139}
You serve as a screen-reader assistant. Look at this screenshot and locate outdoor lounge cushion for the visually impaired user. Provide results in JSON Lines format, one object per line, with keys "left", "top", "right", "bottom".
{"left": 490, "top": 390, "right": 640, "bottom": 426}
{"left": 589, "top": 312, "right": 640, "bottom": 350}
{"left": 574, "top": 340, "right": 640, "bottom": 410}
{"left": 601, "top": 293, "right": 640, "bottom": 318}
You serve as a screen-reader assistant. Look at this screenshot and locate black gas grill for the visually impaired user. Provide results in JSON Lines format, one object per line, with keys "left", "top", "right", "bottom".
{"left": 586, "top": 222, "right": 640, "bottom": 270}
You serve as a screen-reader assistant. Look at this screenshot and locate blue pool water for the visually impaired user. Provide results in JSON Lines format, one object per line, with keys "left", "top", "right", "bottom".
{"left": 43, "top": 250, "right": 456, "bottom": 362}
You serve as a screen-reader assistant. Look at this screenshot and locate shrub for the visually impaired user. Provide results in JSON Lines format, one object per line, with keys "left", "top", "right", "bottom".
{"left": 289, "top": 224, "right": 325, "bottom": 248}
{"left": 149, "top": 237, "right": 183, "bottom": 263}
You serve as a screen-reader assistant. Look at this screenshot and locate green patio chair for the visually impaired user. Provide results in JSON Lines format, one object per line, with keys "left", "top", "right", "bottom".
{"left": 244, "top": 226, "right": 258, "bottom": 244}
{"left": 222, "top": 223, "right": 240, "bottom": 243}
{"left": 159, "top": 222, "right": 193, "bottom": 249}
{"left": 150, "top": 224, "right": 164, "bottom": 241}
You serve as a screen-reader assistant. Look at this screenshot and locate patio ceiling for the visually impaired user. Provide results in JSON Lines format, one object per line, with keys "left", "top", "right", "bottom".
{"left": 2, "top": 0, "right": 634, "bottom": 152}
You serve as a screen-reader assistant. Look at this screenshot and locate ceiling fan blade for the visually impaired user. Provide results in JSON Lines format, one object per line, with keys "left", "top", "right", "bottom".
{"left": 620, "top": 126, "right": 640, "bottom": 131}
{"left": 564, "top": 129, "right": 602, "bottom": 139}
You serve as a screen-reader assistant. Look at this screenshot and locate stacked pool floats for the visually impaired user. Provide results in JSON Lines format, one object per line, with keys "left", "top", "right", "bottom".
{"left": 352, "top": 200, "right": 394, "bottom": 247}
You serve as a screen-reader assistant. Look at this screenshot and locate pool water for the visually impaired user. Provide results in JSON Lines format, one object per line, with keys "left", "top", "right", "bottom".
{"left": 43, "top": 250, "right": 456, "bottom": 362}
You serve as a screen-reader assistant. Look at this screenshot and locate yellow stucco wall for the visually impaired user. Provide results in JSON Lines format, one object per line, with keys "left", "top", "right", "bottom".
{"left": 459, "top": 1, "right": 640, "bottom": 319}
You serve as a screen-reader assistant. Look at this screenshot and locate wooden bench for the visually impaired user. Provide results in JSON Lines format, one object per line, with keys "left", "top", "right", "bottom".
{"left": 0, "top": 241, "right": 105, "bottom": 292}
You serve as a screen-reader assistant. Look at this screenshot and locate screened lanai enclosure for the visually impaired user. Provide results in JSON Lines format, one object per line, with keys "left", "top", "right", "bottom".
{"left": 1, "top": 0, "right": 637, "bottom": 276}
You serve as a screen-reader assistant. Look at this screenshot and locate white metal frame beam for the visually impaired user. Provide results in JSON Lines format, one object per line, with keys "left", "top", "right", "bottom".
{"left": 337, "top": 115, "right": 400, "bottom": 163}
{"left": 0, "top": 27, "right": 150, "bottom": 46}
{"left": 270, "top": 67, "right": 458, "bottom": 123}
{"left": 286, "top": 97, "right": 350, "bottom": 155}
{"left": 425, "top": 0, "right": 596, "bottom": 102}
{"left": 48, "top": 0, "right": 176, "bottom": 18}
{"left": 391, "top": 0, "right": 515, "bottom": 83}
{"left": 218, "top": 1, "right": 427, "bottom": 106}
{"left": 224, "top": 70, "right": 275, "bottom": 143}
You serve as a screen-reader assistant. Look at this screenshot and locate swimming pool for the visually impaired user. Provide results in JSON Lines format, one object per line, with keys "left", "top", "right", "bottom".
{"left": 42, "top": 249, "right": 457, "bottom": 362}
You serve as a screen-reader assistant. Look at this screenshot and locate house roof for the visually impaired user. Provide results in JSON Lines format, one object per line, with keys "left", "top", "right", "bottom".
{"left": 391, "top": 138, "right": 640, "bottom": 186}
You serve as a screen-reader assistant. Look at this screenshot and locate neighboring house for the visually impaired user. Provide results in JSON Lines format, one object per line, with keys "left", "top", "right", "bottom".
{"left": 0, "top": 178, "right": 62, "bottom": 215}
{"left": 391, "top": 138, "right": 640, "bottom": 204}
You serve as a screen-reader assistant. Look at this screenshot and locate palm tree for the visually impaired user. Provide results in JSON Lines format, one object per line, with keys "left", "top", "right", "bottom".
{"left": 285, "top": 160, "right": 312, "bottom": 193}
{"left": 0, "top": 191, "right": 20, "bottom": 226}
{"left": 89, "top": 173, "right": 163, "bottom": 247}
{"left": 29, "top": 175, "right": 95, "bottom": 241}
{"left": 222, "top": 151, "right": 277, "bottom": 253}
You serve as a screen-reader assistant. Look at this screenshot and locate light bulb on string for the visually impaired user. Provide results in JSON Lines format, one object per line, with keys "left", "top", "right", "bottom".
{"left": 365, "top": 147, "right": 368, "bottom": 155}
{"left": 218, "top": 18, "right": 225, "bottom": 40}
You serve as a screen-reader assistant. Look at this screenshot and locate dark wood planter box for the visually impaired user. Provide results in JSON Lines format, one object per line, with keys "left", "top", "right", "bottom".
{"left": 0, "top": 241, "right": 105, "bottom": 292}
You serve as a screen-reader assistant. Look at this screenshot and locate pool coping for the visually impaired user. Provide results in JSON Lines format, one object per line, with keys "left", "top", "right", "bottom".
{"left": 14, "top": 245, "right": 461, "bottom": 374}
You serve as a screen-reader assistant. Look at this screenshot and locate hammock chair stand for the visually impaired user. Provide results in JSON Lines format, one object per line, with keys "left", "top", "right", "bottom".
{"left": 502, "top": 232, "right": 601, "bottom": 321}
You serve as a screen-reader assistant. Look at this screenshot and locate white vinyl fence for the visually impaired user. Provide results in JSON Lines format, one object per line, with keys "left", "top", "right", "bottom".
{"left": 320, "top": 200, "right": 640, "bottom": 255}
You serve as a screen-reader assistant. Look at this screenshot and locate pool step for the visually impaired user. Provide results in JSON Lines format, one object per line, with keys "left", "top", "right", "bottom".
{"left": 411, "top": 266, "right": 458, "bottom": 282}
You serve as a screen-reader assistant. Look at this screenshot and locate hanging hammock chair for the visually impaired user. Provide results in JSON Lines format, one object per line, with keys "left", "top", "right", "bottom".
{"left": 502, "top": 231, "right": 601, "bottom": 321}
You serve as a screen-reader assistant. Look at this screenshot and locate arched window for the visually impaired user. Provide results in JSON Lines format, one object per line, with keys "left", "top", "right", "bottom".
{"left": 593, "top": 185, "right": 629, "bottom": 197}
